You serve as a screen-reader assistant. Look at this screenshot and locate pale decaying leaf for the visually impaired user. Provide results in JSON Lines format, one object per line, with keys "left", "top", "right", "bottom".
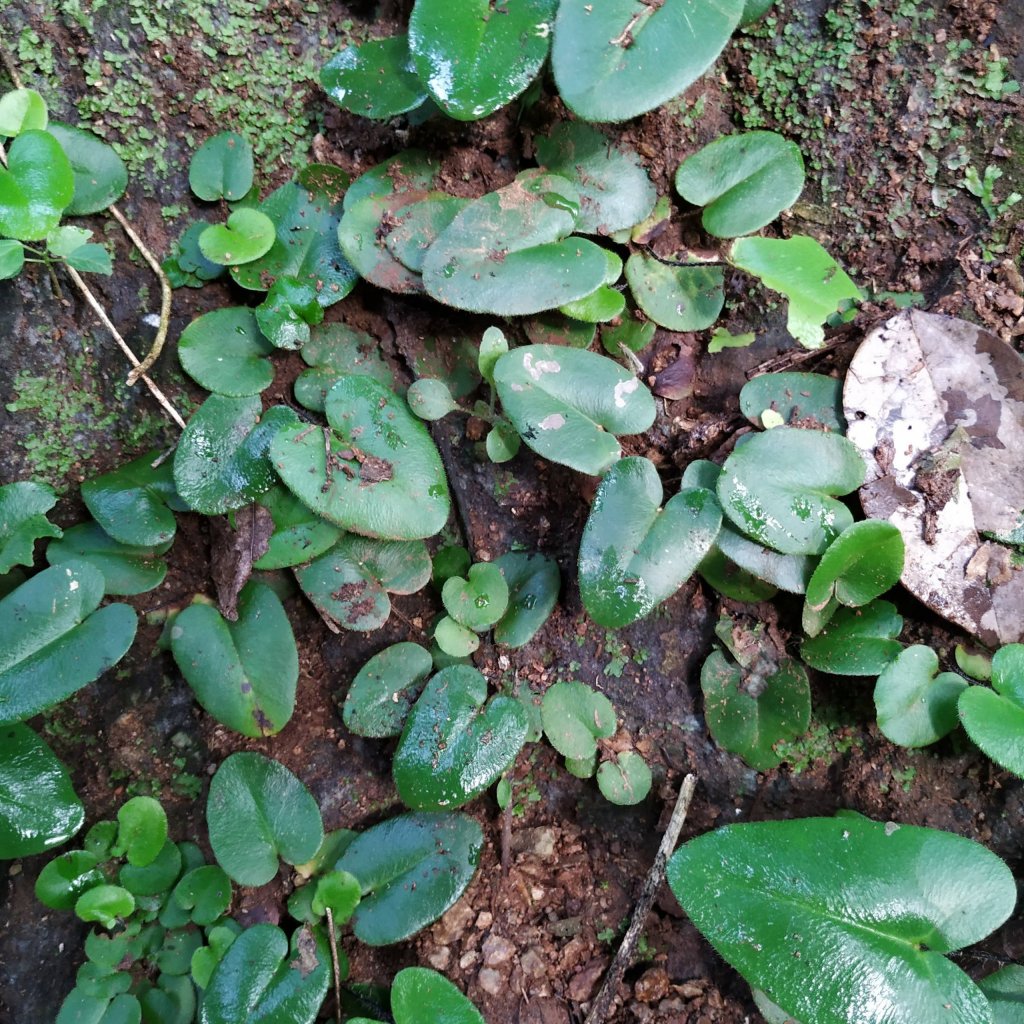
{"left": 844, "top": 309, "right": 1024, "bottom": 645}
{"left": 210, "top": 504, "right": 274, "bottom": 620}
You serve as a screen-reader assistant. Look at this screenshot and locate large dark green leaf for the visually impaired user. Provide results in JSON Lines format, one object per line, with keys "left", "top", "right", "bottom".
{"left": 47, "top": 122, "right": 127, "bottom": 215}
{"left": 0, "top": 129, "right": 74, "bottom": 240}
{"left": 493, "top": 552, "right": 560, "bottom": 648}
{"left": 178, "top": 307, "right": 275, "bottom": 396}
{"left": 668, "top": 816, "right": 1016, "bottom": 1024}
{"left": 321, "top": 36, "right": 428, "bottom": 120}
{"left": 0, "top": 480, "right": 62, "bottom": 573}
{"left": 46, "top": 522, "right": 169, "bottom": 596}
{"left": 343, "top": 642, "right": 433, "bottom": 738}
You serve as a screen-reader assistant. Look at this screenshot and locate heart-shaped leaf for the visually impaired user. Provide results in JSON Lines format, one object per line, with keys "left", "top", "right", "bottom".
{"left": 255, "top": 277, "right": 324, "bottom": 350}
{"left": 387, "top": 967, "right": 485, "bottom": 1024}
{"left": 207, "top": 753, "right": 324, "bottom": 886}
{"left": 295, "top": 534, "right": 430, "bottom": 632}
{"left": 740, "top": 372, "right": 846, "bottom": 432}
{"left": 0, "top": 239, "right": 24, "bottom": 279}
{"left": 57, "top": 991, "right": 141, "bottom": 1024}
{"left": 0, "top": 480, "right": 62, "bottom": 573}
{"left": 597, "top": 751, "right": 652, "bottom": 805}
{"left": 409, "top": 0, "right": 556, "bottom": 120}
{"left": 675, "top": 131, "right": 805, "bottom": 237}
{"left": 394, "top": 666, "right": 528, "bottom": 810}
{"left": 344, "top": 642, "right": 433, "bottom": 738}
{"left": 729, "top": 236, "right": 861, "bottom": 349}
{"left": 178, "top": 307, "right": 276, "bottom": 396}
{"left": 252, "top": 486, "right": 342, "bottom": 570}
{"left": 113, "top": 796, "right": 168, "bottom": 867}
{"left": 493, "top": 345, "right": 655, "bottom": 475}
{"left": 171, "top": 582, "right": 298, "bottom": 736}
{"left": 493, "top": 551, "right": 560, "bottom": 647}
{"left": 422, "top": 172, "right": 610, "bottom": 315}
{"left": 172, "top": 865, "right": 232, "bottom": 926}
{"left": 47, "top": 521, "right": 169, "bottom": 596}
{"left": 625, "top": 256, "right": 724, "bottom": 331}
{"left": 0, "top": 129, "right": 74, "bottom": 240}
{"left": 541, "top": 681, "right": 616, "bottom": 762}
{"left": 47, "top": 122, "right": 128, "bottom": 215}
{"left": 294, "top": 322, "right": 393, "bottom": 413}
{"left": 36, "top": 850, "right": 104, "bottom": 909}
{"left": 0, "top": 723, "right": 84, "bottom": 858}
{"left": 188, "top": 132, "right": 254, "bottom": 202}
{"left": 272, "top": 376, "right": 450, "bottom": 540}
{"left": 717, "top": 427, "right": 865, "bottom": 555}
{"left": 336, "top": 811, "right": 483, "bottom": 945}
{"left": 174, "top": 397, "right": 298, "bottom": 516}
{"left": 667, "top": 816, "right": 1016, "bottom": 1024}
{"left": 552, "top": 0, "right": 745, "bottom": 122}
{"left": 441, "top": 563, "right": 509, "bottom": 631}
{"left": 874, "top": 645, "right": 966, "bottom": 748}
{"left": 959, "top": 644, "right": 1024, "bottom": 778}
{"left": 0, "top": 88, "right": 47, "bottom": 135}
{"left": 0, "top": 561, "right": 137, "bottom": 724}
{"left": 434, "top": 616, "right": 480, "bottom": 658}
{"left": 799, "top": 601, "right": 904, "bottom": 676}
{"left": 199, "top": 209, "right": 276, "bottom": 266}
{"left": 321, "top": 36, "right": 428, "bottom": 120}
{"left": 199, "top": 924, "right": 328, "bottom": 1024}
{"left": 579, "top": 457, "right": 721, "bottom": 626}
{"left": 76, "top": 884, "right": 135, "bottom": 929}
{"left": 232, "top": 179, "right": 357, "bottom": 307}
{"left": 118, "top": 839, "right": 182, "bottom": 897}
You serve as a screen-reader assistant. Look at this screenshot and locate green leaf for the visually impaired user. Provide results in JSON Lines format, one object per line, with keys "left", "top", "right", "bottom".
{"left": 707, "top": 327, "right": 756, "bottom": 353}
{"left": 716, "top": 427, "right": 865, "bottom": 555}
{"left": 959, "top": 644, "right": 1024, "bottom": 778}
{"left": 537, "top": 121, "right": 656, "bottom": 235}
{"left": 485, "top": 421, "right": 520, "bottom": 463}
{"left": 422, "top": 171, "right": 610, "bottom": 315}
{"left": 552, "top": 0, "right": 744, "bottom": 122}
{"left": 493, "top": 344, "right": 655, "bottom": 475}
{"left": 740, "top": 0, "right": 775, "bottom": 24}
{"left": 199, "top": 209, "right": 276, "bottom": 266}
{"left": 739, "top": 372, "right": 846, "bottom": 432}
{"left": 675, "top": 131, "right": 805, "bottom": 237}
{"left": 407, "top": 378, "right": 457, "bottom": 421}
{"left": 36, "top": 850, "right": 104, "bottom": 909}
{"left": 559, "top": 285, "right": 626, "bottom": 323}
{"left": 799, "top": 601, "right": 904, "bottom": 676}
{"left": 728, "top": 236, "right": 861, "bottom": 349}
{"left": 667, "top": 816, "right": 1016, "bottom": 1024}
{"left": 979, "top": 965, "right": 1024, "bottom": 1024}
{"left": 118, "top": 838, "right": 182, "bottom": 896}
{"left": 523, "top": 311, "right": 596, "bottom": 349}
{"left": 232, "top": 179, "right": 357, "bottom": 306}
{"left": 294, "top": 322, "right": 393, "bottom": 413}
{"left": 188, "top": 132, "right": 254, "bottom": 202}
{"left": 343, "top": 150, "right": 441, "bottom": 211}
{"left": 390, "top": 967, "right": 485, "bottom": 1024}
{"left": 321, "top": 36, "right": 428, "bottom": 120}
{"left": 0, "top": 561, "right": 138, "bottom": 724}
{"left": 596, "top": 751, "right": 652, "bottom": 805}
{"left": 478, "top": 326, "right": 508, "bottom": 385}
{"left": 172, "top": 865, "right": 232, "bottom": 926}
{"left": 602, "top": 315, "right": 656, "bottom": 356}
{"left": 432, "top": 545, "right": 471, "bottom": 587}
{"left": 174, "top": 397, "right": 297, "bottom": 516}
{"left": 295, "top": 535, "right": 431, "bottom": 632}
{"left": 408, "top": 0, "right": 556, "bottom": 120}
{"left": 46, "top": 225, "right": 92, "bottom": 259}
{"left": 178, "top": 307, "right": 276, "bottom": 396}
{"left": 48, "top": 122, "right": 128, "bottom": 215}
{"left": 344, "top": 642, "right": 433, "bottom": 738}
{"left": 272, "top": 376, "right": 450, "bottom": 540}
{"left": 434, "top": 616, "right": 480, "bottom": 657}
{"left": 625, "top": 256, "right": 724, "bottom": 331}
{"left": 253, "top": 486, "right": 342, "bottom": 570}
{"left": 255, "top": 277, "right": 324, "bottom": 351}
{"left": 394, "top": 666, "right": 528, "bottom": 809}
{"left": 701, "top": 648, "right": 811, "bottom": 771}
{"left": 171, "top": 581, "right": 297, "bottom": 736}
{"left": 874, "top": 645, "right": 966, "bottom": 748}
{"left": 441, "top": 563, "right": 509, "bottom": 631}
{"left": 207, "top": 753, "right": 323, "bottom": 886}
{"left": 337, "top": 812, "right": 483, "bottom": 945}
{"left": 47, "top": 521, "right": 169, "bottom": 596}
{"left": 579, "top": 457, "right": 721, "bottom": 627}
{"left": 0, "top": 238, "right": 24, "bottom": 279}
{"left": 311, "top": 869, "right": 361, "bottom": 921}
{"left": 169, "top": 220, "right": 226, "bottom": 282}
{"left": 57, "top": 991, "right": 142, "bottom": 1024}
{"left": 541, "top": 681, "right": 616, "bottom": 761}
{"left": 113, "top": 796, "right": 168, "bottom": 867}
{"left": 0, "top": 480, "right": 61, "bottom": 573}
{"left": 64, "top": 242, "right": 113, "bottom": 274}
{"left": 199, "top": 924, "right": 328, "bottom": 1024}
{"left": 0, "top": 129, "right": 74, "bottom": 240}
{"left": 0, "top": 88, "right": 48, "bottom": 135}
{"left": 76, "top": 884, "right": 135, "bottom": 929}
{"left": 493, "top": 552, "right": 560, "bottom": 648}
{"left": 384, "top": 195, "right": 471, "bottom": 276}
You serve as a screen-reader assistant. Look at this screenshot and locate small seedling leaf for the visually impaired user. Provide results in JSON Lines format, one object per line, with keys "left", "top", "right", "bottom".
{"left": 441, "top": 563, "right": 509, "bottom": 631}
{"left": 0, "top": 88, "right": 47, "bottom": 135}
{"left": 255, "top": 277, "right": 325, "bottom": 351}
{"left": 959, "top": 643, "right": 1024, "bottom": 778}
{"left": 178, "top": 307, "right": 276, "bottom": 396}
{"left": 625, "top": 255, "right": 725, "bottom": 331}
{"left": 0, "top": 480, "right": 61, "bottom": 573}
{"left": 874, "top": 646, "right": 966, "bottom": 748}
{"left": 434, "top": 616, "right": 480, "bottom": 658}
{"left": 321, "top": 35, "right": 428, "bottom": 120}
{"left": 189, "top": 132, "right": 254, "bottom": 202}
{"left": 799, "top": 601, "right": 904, "bottom": 676}
{"left": 118, "top": 839, "right": 182, "bottom": 897}
{"left": 75, "top": 885, "right": 135, "bottom": 930}
{"left": 407, "top": 378, "right": 457, "bottom": 420}
{"left": 36, "top": 851, "right": 104, "bottom": 910}
{"left": 344, "top": 642, "right": 433, "bottom": 738}
{"left": 172, "top": 865, "right": 232, "bottom": 926}
{"left": 493, "top": 552, "right": 560, "bottom": 648}
{"left": 311, "top": 870, "right": 361, "bottom": 921}
{"left": 0, "top": 239, "right": 24, "bottom": 279}
{"left": 199, "top": 209, "right": 276, "bottom": 266}
{"left": 113, "top": 796, "right": 168, "bottom": 867}
{"left": 0, "top": 129, "right": 74, "bottom": 240}
{"left": 541, "top": 680, "right": 616, "bottom": 761}
{"left": 596, "top": 752, "right": 652, "bottom": 805}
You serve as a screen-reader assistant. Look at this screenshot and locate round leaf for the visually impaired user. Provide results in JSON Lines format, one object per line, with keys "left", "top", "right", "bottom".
{"left": 739, "top": 372, "right": 846, "bottom": 433}
{"left": 391, "top": 967, "right": 485, "bottom": 1024}
{"left": 36, "top": 850, "right": 104, "bottom": 909}
{"left": 799, "top": 601, "right": 904, "bottom": 676}
{"left": 441, "top": 563, "right": 509, "bottom": 631}
{"left": 0, "top": 480, "right": 62, "bottom": 574}
{"left": 874, "top": 645, "right": 966, "bottom": 748}
{"left": 294, "top": 321, "right": 393, "bottom": 413}
{"left": 0, "top": 238, "right": 24, "bottom": 279}
{"left": 47, "top": 521, "right": 168, "bottom": 596}
{"left": 76, "top": 885, "right": 135, "bottom": 930}
{"left": 172, "top": 865, "right": 232, "bottom": 926}
{"left": 199, "top": 209, "right": 276, "bottom": 266}
{"left": 541, "top": 680, "right": 616, "bottom": 761}
{"left": 188, "top": 132, "right": 254, "bottom": 202}
{"left": 118, "top": 839, "right": 183, "bottom": 896}
{"left": 178, "top": 307, "right": 275, "bottom": 396}
{"left": 625, "top": 255, "right": 724, "bottom": 331}
{"left": 0, "top": 88, "right": 47, "bottom": 135}
{"left": 596, "top": 751, "right": 652, "bottom": 805}
{"left": 434, "top": 616, "right": 480, "bottom": 657}
{"left": 343, "top": 642, "right": 433, "bottom": 738}
{"left": 48, "top": 122, "right": 128, "bottom": 215}
{"left": 493, "top": 551, "right": 560, "bottom": 648}
{"left": 115, "top": 796, "right": 168, "bottom": 867}
{"left": 311, "top": 870, "right": 361, "bottom": 921}
{"left": 321, "top": 36, "right": 428, "bottom": 120}
{"left": 0, "top": 129, "right": 74, "bottom": 240}
{"left": 407, "top": 378, "right": 457, "bottom": 421}
{"left": 959, "top": 644, "right": 1024, "bottom": 778}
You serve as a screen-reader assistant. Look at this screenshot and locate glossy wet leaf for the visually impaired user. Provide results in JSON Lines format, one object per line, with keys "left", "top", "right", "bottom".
{"left": 199, "top": 209, "right": 276, "bottom": 266}
{"left": 394, "top": 666, "right": 528, "bottom": 809}
{"left": 717, "top": 427, "right": 865, "bottom": 555}
{"left": 232, "top": 180, "right": 357, "bottom": 306}
{"left": 541, "top": 681, "right": 616, "bottom": 761}
{"left": 799, "top": 601, "right": 904, "bottom": 676}
{"left": 295, "top": 534, "right": 431, "bottom": 632}
{"left": 803, "top": 520, "right": 905, "bottom": 635}
{"left": 0, "top": 239, "right": 24, "bottom": 279}
{"left": 874, "top": 645, "right": 966, "bottom": 748}
{"left": 255, "top": 277, "right": 324, "bottom": 351}
{"left": 494, "top": 345, "right": 655, "bottom": 475}
{"left": 729, "top": 236, "right": 861, "bottom": 349}
{"left": 179, "top": 307, "right": 275, "bottom": 395}
{"left": 387, "top": 967, "right": 485, "bottom": 1024}
{"left": 171, "top": 582, "right": 297, "bottom": 737}
{"left": 740, "top": 372, "right": 846, "bottom": 432}
{"left": 0, "top": 129, "right": 74, "bottom": 240}
{"left": 0, "top": 724, "right": 84, "bottom": 858}
{"left": 294, "top": 322, "right": 393, "bottom": 413}
{"left": 46, "top": 122, "right": 127, "bottom": 215}
{"left": 118, "top": 839, "right": 182, "bottom": 896}
{"left": 171, "top": 220, "right": 228, "bottom": 282}
{"left": 322, "top": 35, "right": 428, "bottom": 120}
{"left": 579, "top": 457, "right": 721, "bottom": 627}
{"left": 552, "top": 0, "right": 744, "bottom": 122}
{"left": 0, "top": 480, "right": 61, "bottom": 573}
{"left": 36, "top": 851, "right": 104, "bottom": 909}
{"left": 675, "top": 131, "right": 805, "bottom": 237}
{"left": 442, "top": 563, "right": 509, "bottom": 631}
{"left": 667, "top": 815, "right": 1016, "bottom": 1024}
{"left": 407, "top": 378, "right": 457, "bottom": 420}
{"left": 172, "top": 865, "right": 232, "bottom": 926}
{"left": 207, "top": 752, "right": 324, "bottom": 886}
{"left": 625, "top": 256, "right": 724, "bottom": 331}
{"left": 959, "top": 644, "right": 1024, "bottom": 778}
{"left": 174, "top": 397, "right": 298, "bottom": 516}
{"left": 0, "top": 88, "right": 47, "bottom": 135}
{"left": 113, "top": 796, "right": 168, "bottom": 867}
{"left": 979, "top": 965, "right": 1024, "bottom": 1024}
{"left": 0, "top": 561, "right": 138, "bottom": 724}
{"left": 493, "top": 552, "right": 560, "bottom": 647}
{"left": 337, "top": 812, "right": 483, "bottom": 945}
{"left": 47, "top": 521, "right": 169, "bottom": 596}
{"left": 272, "top": 376, "right": 450, "bottom": 540}
{"left": 252, "top": 486, "right": 342, "bottom": 570}
{"left": 76, "top": 885, "right": 135, "bottom": 929}
{"left": 434, "top": 616, "right": 480, "bottom": 657}
{"left": 344, "top": 642, "right": 433, "bottom": 738}
{"left": 537, "top": 121, "right": 656, "bottom": 235}
{"left": 408, "top": 0, "right": 556, "bottom": 120}
{"left": 188, "top": 132, "right": 254, "bottom": 202}
{"left": 701, "top": 649, "right": 811, "bottom": 771}
{"left": 423, "top": 172, "right": 610, "bottom": 315}
{"left": 199, "top": 923, "right": 328, "bottom": 1024}
{"left": 597, "top": 751, "right": 652, "bottom": 805}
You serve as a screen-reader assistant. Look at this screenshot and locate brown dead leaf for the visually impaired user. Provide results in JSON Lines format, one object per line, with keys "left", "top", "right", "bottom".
{"left": 210, "top": 503, "right": 274, "bottom": 620}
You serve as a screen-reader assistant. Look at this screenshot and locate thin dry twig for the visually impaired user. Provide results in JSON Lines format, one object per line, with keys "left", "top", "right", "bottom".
{"left": 325, "top": 907, "right": 343, "bottom": 1024}
{"left": 583, "top": 774, "right": 698, "bottom": 1024}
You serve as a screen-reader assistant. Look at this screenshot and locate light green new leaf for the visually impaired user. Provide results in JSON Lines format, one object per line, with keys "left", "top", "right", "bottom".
{"left": 188, "top": 132, "right": 254, "bottom": 202}
{"left": 0, "top": 88, "right": 48, "bottom": 136}
{"left": 390, "top": 968, "right": 485, "bottom": 1024}
{"left": 0, "top": 129, "right": 74, "bottom": 240}
{"left": 875, "top": 645, "right": 966, "bottom": 748}
{"left": 0, "top": 239, "right": 24, "bottom": 279}
{"left": 199, "top": 209, "right": 276, "bottom": 266}
{"left": 47, "top": 122, "right": 128, "bottom": 215}
{"left": 541, "top": 681, "right": 616, "bottom": 761}
{"left": 959, "top": 643, "right": 1024, "bottom": 778}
